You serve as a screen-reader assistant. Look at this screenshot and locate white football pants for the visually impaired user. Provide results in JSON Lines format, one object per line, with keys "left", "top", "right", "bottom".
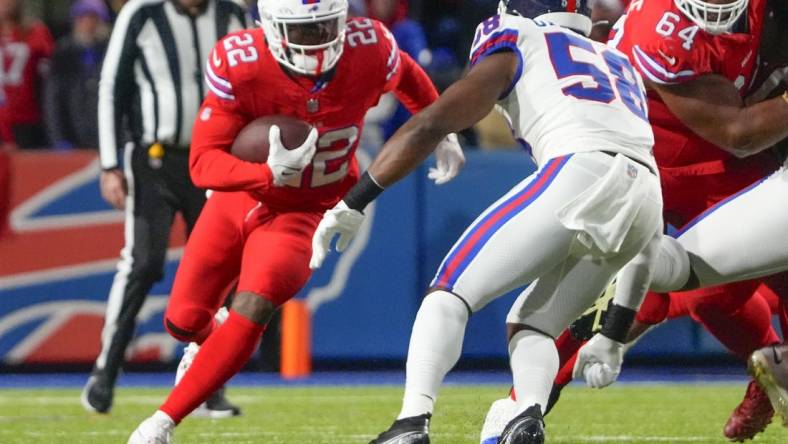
{"left": 675, "top": 165, "right": 788, "bottom": 287}
{"left": 430, "top": 151, "right": 663, "bottom": 337}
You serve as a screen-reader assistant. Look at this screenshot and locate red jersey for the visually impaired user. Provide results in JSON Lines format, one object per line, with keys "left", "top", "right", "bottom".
{"left": 0, "top": 22, "right": 54, "bottom": 126}
{"left": 190, "top": 18, "right": 438, "bottom": 212}
{"left": 611, "top": 0, "right": 768, "bottom": 171}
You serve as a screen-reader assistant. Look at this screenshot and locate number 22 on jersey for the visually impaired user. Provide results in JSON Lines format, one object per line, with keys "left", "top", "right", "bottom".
{"left": 281, "top": 126, "right": 358, "bottom": 189}
{"left": 545, "top": 32, "right": 648, "bottom": 121}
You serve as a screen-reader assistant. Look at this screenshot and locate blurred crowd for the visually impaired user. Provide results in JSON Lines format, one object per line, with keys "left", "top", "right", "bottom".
{"left": 0, "top": 0, "right": 514, "bottom": 153}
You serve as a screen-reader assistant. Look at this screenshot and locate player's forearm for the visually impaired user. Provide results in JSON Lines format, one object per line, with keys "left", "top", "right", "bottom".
{"left": 598, "top": 232, "right": 666, "bottom": 343}
{"left": 655, "top": 76, "right": 788, "bottom": 157}
{"left": 721, "top": 94, "right": 788, "bottom": 157}
{"left": 343, "top": 112, "right": 447, "bottom": 211}
{"left": 344, "top": 53, "right": 512, "bottom": 210}
{"left": 367, "top": 112, "right": 448, "bottom": 187}
{"left": 371, "top": 54, "right": 514, "bottom": 186}
{"left": 190, "top": 147, "right": 272, "bottom": 192}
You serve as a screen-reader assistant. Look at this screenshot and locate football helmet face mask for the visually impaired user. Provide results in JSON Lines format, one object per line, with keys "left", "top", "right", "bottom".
{"left": 498, "top": 0, "right": 593, "bottom": 36}
{"left": 258, "top": 0, "right": 349, "bottom": 76}
{"left": 674, "top": 0, "right": 748, "bottom": 34}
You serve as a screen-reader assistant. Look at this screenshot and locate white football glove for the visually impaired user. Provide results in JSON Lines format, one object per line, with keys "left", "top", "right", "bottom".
{"left": 268, "top": 125, "right": 318, "bottom": 186}
{"left": 572, "top": 333, "right": 624, "bottom": 389}
{"left": 309, "top": 200, "right": 365, "bottom": 269}
{"left": 428, "top": 133, "right": 464, "bottom": 185}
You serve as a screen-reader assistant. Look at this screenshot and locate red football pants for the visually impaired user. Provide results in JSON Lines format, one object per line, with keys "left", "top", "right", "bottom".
{"left": 164, "top": 191, "right": 321, "bottom": 339}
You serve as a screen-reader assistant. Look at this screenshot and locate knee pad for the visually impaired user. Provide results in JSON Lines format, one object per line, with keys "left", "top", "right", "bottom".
{"left": 164, "top": 306, "right": 214, "bottom": 342}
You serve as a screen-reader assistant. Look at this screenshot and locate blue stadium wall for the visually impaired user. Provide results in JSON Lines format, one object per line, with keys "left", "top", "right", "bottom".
{"left": 0, "top": 150, "right": 738, "bottom": 368}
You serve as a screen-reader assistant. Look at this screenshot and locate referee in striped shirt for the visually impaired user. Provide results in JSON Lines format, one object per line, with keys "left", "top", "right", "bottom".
{"left": 83, "top": 0, "right": 247, "bottom": 416}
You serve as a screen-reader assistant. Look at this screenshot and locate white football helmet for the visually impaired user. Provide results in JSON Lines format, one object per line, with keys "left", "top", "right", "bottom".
{"left": 258, "top": 0, "right": 349, "bottom": 76}
{"left": 674, "top": 0, "right": 748, "bottom": 34}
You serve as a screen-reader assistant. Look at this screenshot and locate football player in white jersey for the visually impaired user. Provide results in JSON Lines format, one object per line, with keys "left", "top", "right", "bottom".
{"left": 310, "top": 0, "right": 665, "bottom": 442}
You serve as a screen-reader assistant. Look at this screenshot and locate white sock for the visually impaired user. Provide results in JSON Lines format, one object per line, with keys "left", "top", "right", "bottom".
{"left": 509, "top": 329, "right": 558, "bottom": 415}
{"left": 649, "top": 236, "right": 690, "bottom": 293}
{"left": 398, "top": 291, "right": 469, "bottom": 419}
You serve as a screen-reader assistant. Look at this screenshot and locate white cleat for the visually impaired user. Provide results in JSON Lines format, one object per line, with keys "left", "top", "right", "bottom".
{"left": 480, "top": 397, "right": 519, "bottom": 444}
{"left": 175, "top": 342, "right": 199, "bottom": 386}
{"left": 128, "top": 412, "right": 175, "bottom": 444}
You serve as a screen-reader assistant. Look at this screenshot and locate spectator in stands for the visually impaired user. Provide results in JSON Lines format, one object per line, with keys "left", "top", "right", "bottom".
{"left": 0, "top": 0, "right": 54, "bottom": 149}
{"left": 369, "top": 0, "right": 431, "bottom": 66}
{"left": 44, "top": 0, "right": 110, "bottom": 150}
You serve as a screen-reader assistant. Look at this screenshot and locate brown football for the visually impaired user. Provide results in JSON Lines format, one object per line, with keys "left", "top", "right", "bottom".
{"left": 230, "top": 115, "right": 314, "bottom": 163}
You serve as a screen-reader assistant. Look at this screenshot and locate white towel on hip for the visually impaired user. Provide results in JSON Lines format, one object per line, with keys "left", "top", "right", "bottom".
{"left": 556, "top": 154, "right": 650, "bottom": 256}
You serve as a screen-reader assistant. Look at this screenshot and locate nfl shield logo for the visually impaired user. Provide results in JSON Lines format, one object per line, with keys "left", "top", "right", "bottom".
{"left": 302, "top": 0, "right": 320, "bottom": 4}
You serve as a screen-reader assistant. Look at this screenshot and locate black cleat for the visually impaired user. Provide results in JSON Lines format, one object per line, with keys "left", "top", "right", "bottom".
{"left": 80, "top": 371, "right": 113, "bottom": 414}
{"left": 369, "top": 413, "right": 431, "bottom": 444}
{"left": 193, "top": 386, "right": 243, "bottom": 419}
{"left": 498, "top": 404, "right": 545, "bottom": 444}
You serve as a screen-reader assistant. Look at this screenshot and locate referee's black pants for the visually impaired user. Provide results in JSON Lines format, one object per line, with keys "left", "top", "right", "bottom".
{"left": 93, "top": 143, "right": 205, "bottom": 386}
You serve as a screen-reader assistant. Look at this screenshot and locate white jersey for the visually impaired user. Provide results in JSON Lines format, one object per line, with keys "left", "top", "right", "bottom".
{"left": 470, "top": 14, "right": 656, "bottom": 170}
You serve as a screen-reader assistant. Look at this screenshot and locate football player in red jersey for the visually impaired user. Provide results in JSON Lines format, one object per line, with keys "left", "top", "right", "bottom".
{"left": 0, "top": 0, "right": 54, "bottom": 148}
{"left": 127, "top": 0, "right": 463, "bottom": 442}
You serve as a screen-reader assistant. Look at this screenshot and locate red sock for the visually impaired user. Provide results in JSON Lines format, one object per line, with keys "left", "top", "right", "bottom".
{"left": 552, "top": 329, "right": 583, "bottom": 387}
{"left": 554, "top": 329, "right": 584, "bottom": 366}
{"left": 160, "top": 310, "right": 265, "bottom": 423}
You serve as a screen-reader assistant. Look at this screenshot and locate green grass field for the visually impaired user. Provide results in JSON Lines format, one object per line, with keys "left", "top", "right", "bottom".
{"left": 0, "top": 385, "right": 786, "bottom": 443}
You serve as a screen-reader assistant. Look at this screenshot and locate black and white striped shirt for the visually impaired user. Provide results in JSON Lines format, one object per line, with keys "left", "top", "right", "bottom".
{"left": 98, "top": 0, "right": 248, "bottom": 170}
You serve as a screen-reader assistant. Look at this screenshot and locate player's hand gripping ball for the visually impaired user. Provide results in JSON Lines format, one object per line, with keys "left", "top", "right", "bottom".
{"left": 231, "top": 115, "right": 318, "bottom": 186}
{"left": 230, "top": 115, "right": 314, "bottom": 162}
